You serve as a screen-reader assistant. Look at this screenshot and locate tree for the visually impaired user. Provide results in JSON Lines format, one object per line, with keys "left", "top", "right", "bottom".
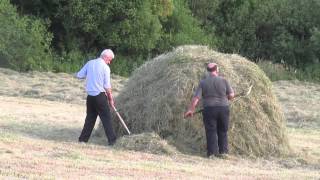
{"left": 0, "top": 0, "right": 53, "bottom": 71}
{"left": 157, "top": 0, "right": 215, "bottom": 52}
{"left": 188, "top": 0, "right": 320, "bottom": 69}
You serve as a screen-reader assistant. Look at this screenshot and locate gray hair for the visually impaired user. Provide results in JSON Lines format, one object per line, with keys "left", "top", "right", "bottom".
{"left": 100, "top": 49, "right": 114, "bottom": 59}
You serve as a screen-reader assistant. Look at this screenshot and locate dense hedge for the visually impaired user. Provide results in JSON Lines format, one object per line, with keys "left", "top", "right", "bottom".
{"left": 0, "top": 0, "right": 53, "bottom": 71}
{"left": 2, "top": 0, "right": 320, "bottom": 80}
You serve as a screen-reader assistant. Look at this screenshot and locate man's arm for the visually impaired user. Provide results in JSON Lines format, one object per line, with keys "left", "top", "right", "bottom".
{"left": 225, "top": 79, "right": 235, "bottom": 100}
{"left": 184, "top": 97, "right": 200, "bottom": 118}
{"left": 184, "top": 82, "right": 202, "bottom": 118}
{"left": 104, "top": 65, "right": 114, "bottom": 108}
{"left": 76, "top": 63, "right": 88, "bottom": 79}
{"left": 105, "top": 88, "right": 115, "bottom": 109}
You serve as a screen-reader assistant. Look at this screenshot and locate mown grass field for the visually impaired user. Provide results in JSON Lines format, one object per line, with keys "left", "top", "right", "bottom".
{"left": 0, "top": 69, "right": 319, "bottom": 179}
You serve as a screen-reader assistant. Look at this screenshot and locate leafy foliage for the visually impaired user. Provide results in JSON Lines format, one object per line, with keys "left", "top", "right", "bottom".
{"left": 0, "top": 0, "right": 53, "bottom": 71}
{"left": 188, "top": 0, "right": 320, "bottom": 69}
{"left": 5, "top": 0, "right": 320, "bottom": 80}
{"left": 157, "top": 0, "right": 215, "bottom": 52}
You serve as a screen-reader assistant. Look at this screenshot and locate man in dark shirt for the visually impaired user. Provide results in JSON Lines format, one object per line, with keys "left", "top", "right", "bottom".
{"left": 185, "top": 63, "right": 234, "bottom": 158}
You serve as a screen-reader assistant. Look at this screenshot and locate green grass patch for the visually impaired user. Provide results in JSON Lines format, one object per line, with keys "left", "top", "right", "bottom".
{"left": 258, "top": 61, "right": 320, "bottom": 82}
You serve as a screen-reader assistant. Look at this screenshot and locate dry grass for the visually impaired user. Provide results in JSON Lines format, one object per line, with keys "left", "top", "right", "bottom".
{"left": 273, "top": 80, "right": 320, "bottom": 168}
{"left": 114, "top": 132, "right": 178, "bottom": 155}
{"left": 106, "top": 45, "right": 289, "bottom": 157}
{"left": 0, "top": 96, "right": 318, "bottom": 179}
{"left": 273, "top": 80, "right": 320, "bottom": 128}
{"left": 0, "top": 67, "right": 127, "bottom": 105}
{"left": 287, "top": 128, "right": 320, "bottom": 166}
{"left": 0, "top": 66, "right": 319, "bottom": 179}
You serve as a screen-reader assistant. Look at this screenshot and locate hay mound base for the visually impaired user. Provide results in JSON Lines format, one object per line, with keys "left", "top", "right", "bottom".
{"left": 114, "top": 132, "right": 178, "bottom": 155}
{"left": 102, "top": 45, "right": 290, "bottom": 157}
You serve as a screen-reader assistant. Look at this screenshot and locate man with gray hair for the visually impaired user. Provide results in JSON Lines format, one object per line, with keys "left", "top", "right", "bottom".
{"left": 76, "top": 49, "right": 117, "bottom": 145}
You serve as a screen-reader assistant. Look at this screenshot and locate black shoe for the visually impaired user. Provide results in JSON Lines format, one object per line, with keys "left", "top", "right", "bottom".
{"left": 108, "top": 139, "right": 117, "bottom": 146}
{"left": 78, "top": 139, "right": 88, "bottom": 143}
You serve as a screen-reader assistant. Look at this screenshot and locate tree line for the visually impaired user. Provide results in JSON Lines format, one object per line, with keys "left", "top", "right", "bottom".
{"left": 1, "top": 0, "right": 319, "bottom": 77}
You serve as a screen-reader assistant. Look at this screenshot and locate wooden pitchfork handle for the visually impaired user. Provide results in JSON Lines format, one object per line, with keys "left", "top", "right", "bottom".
{"left": 113, "top": 107, "right": 131, "bottom": 135}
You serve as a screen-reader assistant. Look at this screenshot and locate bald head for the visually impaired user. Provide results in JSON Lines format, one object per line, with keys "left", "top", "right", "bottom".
{"left": 207, "top": 63, "right": 218, "bottom": 72}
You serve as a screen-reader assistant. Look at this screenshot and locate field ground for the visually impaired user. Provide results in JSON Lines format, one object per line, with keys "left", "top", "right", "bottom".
{"left": 0, "top": 96, "right": 319, "bottom": 179}
{"left": 0, "top": 69, "right": 319, "bottom": 179}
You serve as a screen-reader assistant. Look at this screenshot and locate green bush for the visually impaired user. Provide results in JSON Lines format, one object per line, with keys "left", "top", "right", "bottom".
{"left": 157, "top": 0, "right": 214, "bottom": 52}
{"left": 52, "top": 50, "right": 88, "bottom": 73}
{"left": 299, "top": 63, "right": 320, "bottom": 82}
{"left": 258, "top": 60, "right": 320, "bottom": 82}
{"left": 257, "top": 61, "right": 296, "bottom": 81}
{"left": 0, "top": 0, "right": 53, "bottom": 71}
{"left": 51, "top": 51, "right": 137, "bottom": 77}
{"left": 110, "top": 55, "right": 145, "bottom": 77}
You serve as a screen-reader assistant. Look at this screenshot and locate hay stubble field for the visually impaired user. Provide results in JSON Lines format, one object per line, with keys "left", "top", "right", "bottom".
{"left": 0, "top": 68, "right": 319, "bottom": 179}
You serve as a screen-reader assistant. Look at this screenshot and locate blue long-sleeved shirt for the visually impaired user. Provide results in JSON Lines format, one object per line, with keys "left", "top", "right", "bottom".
{"left": 76, "top": 58, "right": 111, "bottom": 96}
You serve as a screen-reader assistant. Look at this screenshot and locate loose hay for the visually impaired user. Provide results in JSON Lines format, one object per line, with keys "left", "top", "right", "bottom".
{"left": 114, "top": 132, "right": 178, "bottom": 155}
{"left": 0, "top": 68, "right": 127, "bottom": 104}
{"left": 273, "top": 80, "right": 320, "bottom": 128}
{"left": 100, "top": 45, "right": 290, "bottom": 157}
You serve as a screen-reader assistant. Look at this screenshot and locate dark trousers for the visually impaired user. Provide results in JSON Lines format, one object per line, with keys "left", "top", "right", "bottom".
{"left": 202, "top": 106, "right": 229, "bottom": 156}
{"left": 79, "top": 92, "right": 116, "bottom": 144}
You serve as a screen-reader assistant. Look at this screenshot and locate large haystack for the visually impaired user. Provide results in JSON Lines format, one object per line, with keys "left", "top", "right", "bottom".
{"left": 100, "top": 45, "right": 290, "bottom": 157}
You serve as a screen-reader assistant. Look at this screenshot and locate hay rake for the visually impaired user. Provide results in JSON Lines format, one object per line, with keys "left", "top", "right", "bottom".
{"left": 113, "top": 106, "right": 131, "bottom": 135}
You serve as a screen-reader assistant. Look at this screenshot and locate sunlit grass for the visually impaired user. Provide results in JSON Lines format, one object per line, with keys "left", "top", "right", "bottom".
{"left": 0, "top": 67, "right": 319, "bottom": 179}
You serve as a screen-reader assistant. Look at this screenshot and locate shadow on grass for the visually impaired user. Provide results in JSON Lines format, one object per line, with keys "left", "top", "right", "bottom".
{"left": 0, "top": 120, "right": 108, "bottom": 145}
